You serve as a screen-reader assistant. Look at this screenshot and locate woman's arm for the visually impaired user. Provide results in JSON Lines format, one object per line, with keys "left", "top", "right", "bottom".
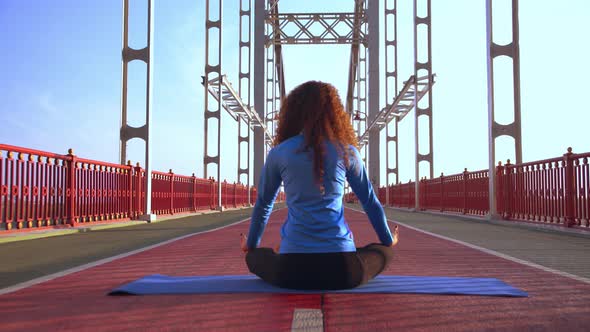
{"left": 246, "top": 149, "right": 282, "bottom": 249}
{"left": 345, "top": 146, "right": 394, "bottom": 246}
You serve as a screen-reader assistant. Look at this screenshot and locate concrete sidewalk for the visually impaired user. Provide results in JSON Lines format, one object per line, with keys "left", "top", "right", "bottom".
{"left": 0, "top": 204, "right": 285, "bottom": 289}
{"left": 0, "top": 207, "right": 256, "bottom": 244}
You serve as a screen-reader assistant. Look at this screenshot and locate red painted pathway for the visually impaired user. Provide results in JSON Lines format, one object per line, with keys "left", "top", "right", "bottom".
{"left": 1, "top": 208, "right": 589, "bottom": 331}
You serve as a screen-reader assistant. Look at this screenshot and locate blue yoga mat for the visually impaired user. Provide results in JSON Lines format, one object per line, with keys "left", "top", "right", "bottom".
{"left": 109, "top": 274, "right": 528, "bottom": 297}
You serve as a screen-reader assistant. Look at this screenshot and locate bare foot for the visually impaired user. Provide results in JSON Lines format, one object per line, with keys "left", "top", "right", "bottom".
{"left": 390, "top": 225, "right": 399, "bottom": 247}
{"left": 240, "top": 233, "right": 248, "bottom": 253}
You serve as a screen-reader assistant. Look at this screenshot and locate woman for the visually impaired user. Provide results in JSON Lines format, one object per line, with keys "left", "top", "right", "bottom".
{"left": 241, "top": 81, "right": 399, "bottom": 290}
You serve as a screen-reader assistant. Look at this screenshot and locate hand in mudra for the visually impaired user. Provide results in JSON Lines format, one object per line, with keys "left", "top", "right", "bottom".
{"left": 240, "top": 233, "right": 280, "bottom": 253}
{"left": 240, "top": 233, "right": 249, "bottom": 253}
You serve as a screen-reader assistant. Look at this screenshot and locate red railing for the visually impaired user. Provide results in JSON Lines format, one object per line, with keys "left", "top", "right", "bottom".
{"left": 346, "top": 181, "right": 417, "bottom": 208}
{"left": 418, "top": 169, "right": 489, "bottom": 216}
{"left": 0, "top": 144, "right": 283, "bottom": 232}
{"left": 497, "top": 149, "right": 589, "bottom": 228}
{"left": 151, "top": 173, "right": 255, "bottom": 216}
{"left": 391, "top": 182, "right": 416, "bottom": 208}
{"left": 370, "top": 148, "right": 589, "bottom": 229}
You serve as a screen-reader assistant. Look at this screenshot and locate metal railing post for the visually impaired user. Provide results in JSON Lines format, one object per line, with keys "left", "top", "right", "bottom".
{"left": 210, "top": 177, "right": 215, "bottom": 210}
{"left": 169, "top": 169, "right": 174, "bottom": 215}
{"left": 66, "top": 149, "right": 78, "bottom": 227}
{"left": 495, "top": 161, "right": 504, "bottom": 218}
{"left": 440, "top": 173, "right": 444, "bottom": 212}
{"left": 134, "top": 163, "right": 143, "bottom": 217}
{"left": 463, "top": 168, "right": 468, "bottom": 215}
{"left": 127, "top": 161, "right": 133, "bottom": 219}
{"left": 505, "top": 160, "right": 513, "bottom": 220}
{"left": 564, "top": 147, "right": 575, "bottom": 227}
{"left": 192, "top": 173, "right": 197, "bottom": 212}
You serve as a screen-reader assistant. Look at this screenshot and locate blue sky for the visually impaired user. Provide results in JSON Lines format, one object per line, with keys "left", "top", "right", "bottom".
{"left": 1, "top": 0, "right": 588, "bottom": 187}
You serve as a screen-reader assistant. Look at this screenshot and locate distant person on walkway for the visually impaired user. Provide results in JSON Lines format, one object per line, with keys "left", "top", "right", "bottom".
{"left": 241, "top": 81, "right": 399, "bottom": 290}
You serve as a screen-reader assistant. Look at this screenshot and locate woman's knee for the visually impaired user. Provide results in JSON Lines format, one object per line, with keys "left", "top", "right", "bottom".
{"left": 245, "top": 251, "right": 257, "bottom": 273}
{"left": 357, "top": 243, "right": 394, "bottom": 277}
{"left": 364, "top": 243, "right": 394, "bottom": 261}
{"left": 246, "top": 248, "right": 278, "bottom": 275}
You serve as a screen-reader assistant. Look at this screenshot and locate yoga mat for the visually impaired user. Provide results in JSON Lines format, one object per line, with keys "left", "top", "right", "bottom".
{"left": 109, "top": 274, "right": 528, "bottom": 297}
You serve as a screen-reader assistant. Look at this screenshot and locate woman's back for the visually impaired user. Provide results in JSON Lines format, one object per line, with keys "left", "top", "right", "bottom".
{"left": 272, "top": 134, "right": 354, "bottom": 254}
{"left": 247, "top": 133, "right": 392, "bottom": 254}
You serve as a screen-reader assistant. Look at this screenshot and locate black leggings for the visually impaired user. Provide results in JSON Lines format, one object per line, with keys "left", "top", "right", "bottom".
{"left": 245, "top": 244, "right": 393, "bottom": 290}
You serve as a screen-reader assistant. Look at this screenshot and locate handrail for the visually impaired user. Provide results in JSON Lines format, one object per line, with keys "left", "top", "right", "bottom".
{"left": 347, "top": 148, "right": 589, "bottom": 229}
{"left": 357, "top": 74, "right": 435, "bottom": 148}
{"left": 202, "top": 75, "right": 273, "bottom": 146}
{"left": 0, "top": 144, "right": 286, "bottom": 233}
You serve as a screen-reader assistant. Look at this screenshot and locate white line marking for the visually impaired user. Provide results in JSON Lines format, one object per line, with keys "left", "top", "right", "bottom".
{"left": 344, "top": 207, "right": 590, "bottom": 285}
{"left": 291, "top": 308, "right": 324, "bottom": 332}
{"left": 0, "top": 215, "right": 255, "bottom": 295}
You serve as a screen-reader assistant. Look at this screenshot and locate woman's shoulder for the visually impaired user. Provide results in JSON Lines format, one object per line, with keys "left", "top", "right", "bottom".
{"left": 344, "top": 144, "right": 360, "bottom": 158}
{"left": 268, "top": 135, "right": 303, "bottom": 157}
{"left": 275, "top": 134, "right": 303, "bottom": 150}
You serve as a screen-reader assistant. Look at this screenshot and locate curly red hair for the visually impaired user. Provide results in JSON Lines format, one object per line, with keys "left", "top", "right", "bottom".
{"left": 273, "top": 81, "right": 359, "bottom": 184}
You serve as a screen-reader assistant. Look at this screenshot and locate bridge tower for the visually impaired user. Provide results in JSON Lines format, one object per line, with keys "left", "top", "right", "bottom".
{"left": 119, "top": 0, "right": 156, "bottom": 222}
{"left": 486, "top": 0, "right": 523, "bottom": 218}
{"left": 253, "top": 0, "right": 394, "bottom": 190}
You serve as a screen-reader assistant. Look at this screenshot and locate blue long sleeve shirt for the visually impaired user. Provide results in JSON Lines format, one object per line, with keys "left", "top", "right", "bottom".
{"left": 247, "top": 134, "right": 393, "bottom": 253}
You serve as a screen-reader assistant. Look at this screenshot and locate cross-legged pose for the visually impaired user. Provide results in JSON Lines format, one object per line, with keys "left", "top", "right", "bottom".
{"left": 242, "top": 81, "right": 399, "bottom": 290}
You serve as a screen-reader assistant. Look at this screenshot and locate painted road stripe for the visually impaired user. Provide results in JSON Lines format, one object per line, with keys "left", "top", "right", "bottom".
{"left": 0, "top": 213, "right": 259, "bottom": 295}
{"left": 291, "top": 308, "right": 324, "bottom": 332}
{"left": 345, "top": 207, "right": 590, "bottom": 285}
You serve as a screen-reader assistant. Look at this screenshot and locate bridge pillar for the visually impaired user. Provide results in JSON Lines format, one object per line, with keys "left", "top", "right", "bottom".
{"left": 253, "top": 0, "right": 266, "bottom": 189}
{"left": 413, "top": 0, "right": 434, "bottom": 210}
{"left": 119, "top": 0, "right": 155, "bottom": 222}
{"left": 203, "top": 0, "right": 224, "bottom": 210}
{"left": 384, "top": 0, "right": 400, "bottom": 205}
{"left": 367, "top": 0, "right": 381, "bottom": 188}
{"left": 486, "top": 0, "right": 522, "bottom": 219}
{"left": 237, "top": 0, "right": 252, "bottom": 205}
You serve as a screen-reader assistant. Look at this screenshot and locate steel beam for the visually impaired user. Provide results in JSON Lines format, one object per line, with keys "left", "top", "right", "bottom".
{"left": 358, "top": 75, "right": 434, "bottom": 148}
{"left": 367, "top": 0, "right": 380, "bottom": 187}
{"left": 267, "top": 0, "right": 286, "bottom": 99}
{"left": 265, "top": 34, "right": 276, "bottom": 155}
{"left": 385, "top": 0, "right": 399, "bottom": 202}
{"left": 253, "top": 0, "right": 266, "bottom": 185}
{"left": 203, "top": 0, "right": 223, "bottom": 210}
{"left": 414, "top": 0, "right": 434, "bottom": 209}
{"left": 345, "top": 0, "right": 366, "bottom": 115}
{"left": 266, "top": 12, "right": 367, "bottom": 45}
{"left": 487, "top": 0, "right": 522, "bottom": 218}
{"left": 352, "top": 21, "right": 368, "bottom": 164}
{"left": 203, "top": 75, "right": 272, "bottom": 142}
{"left": 238, "top": 0, "right": 252, "bottom": 204}
{"left": 119, "top": 0, "right": 155, "bottom": 221}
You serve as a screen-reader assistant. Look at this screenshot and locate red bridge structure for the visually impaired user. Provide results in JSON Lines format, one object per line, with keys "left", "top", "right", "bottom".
{"left": 357, "top": 147, "right": 590, "bottom": 231}
{"left": 1, "top": 1, "right": 589, "bottom": 331}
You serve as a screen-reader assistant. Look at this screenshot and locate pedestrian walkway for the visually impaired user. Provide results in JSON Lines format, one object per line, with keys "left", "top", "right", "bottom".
{"left": 1, "top": 207, "right": 589, "bottom": 331}
{"left": 0, "top": 206, "right": 264, "bottom": 289}
{"left": 368, "top": 204, "right": 590, "bottom": 281}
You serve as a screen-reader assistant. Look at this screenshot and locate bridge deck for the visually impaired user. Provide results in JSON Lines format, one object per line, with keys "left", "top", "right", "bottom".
{"left": 1, "top": 207, "right": 589, "bottom": 331}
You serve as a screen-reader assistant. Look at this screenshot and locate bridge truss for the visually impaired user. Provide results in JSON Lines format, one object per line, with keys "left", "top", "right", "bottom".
{"left": 119, "top": 0, "right": 523, "bottom": 217}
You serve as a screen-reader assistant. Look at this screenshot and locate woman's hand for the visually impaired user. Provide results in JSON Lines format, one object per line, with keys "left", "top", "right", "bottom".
{"left": 240, "top": 233, "right": 249, "bottom": 253}
{"left": 390, "top": 225, "right": 399, "bottom": 247}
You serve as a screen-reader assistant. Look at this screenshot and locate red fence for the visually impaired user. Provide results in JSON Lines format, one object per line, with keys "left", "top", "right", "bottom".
{"left": 497, "top": 149, "right": 589, "bottom": 228}
{"left": 0, "top": 144, "right": 282, "bottom": 232}
{"left": 418, "top": 169, "right": 489, "bottom": 216}
{"left": 346, "top": 148, "right": 589, "bottom": 229}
